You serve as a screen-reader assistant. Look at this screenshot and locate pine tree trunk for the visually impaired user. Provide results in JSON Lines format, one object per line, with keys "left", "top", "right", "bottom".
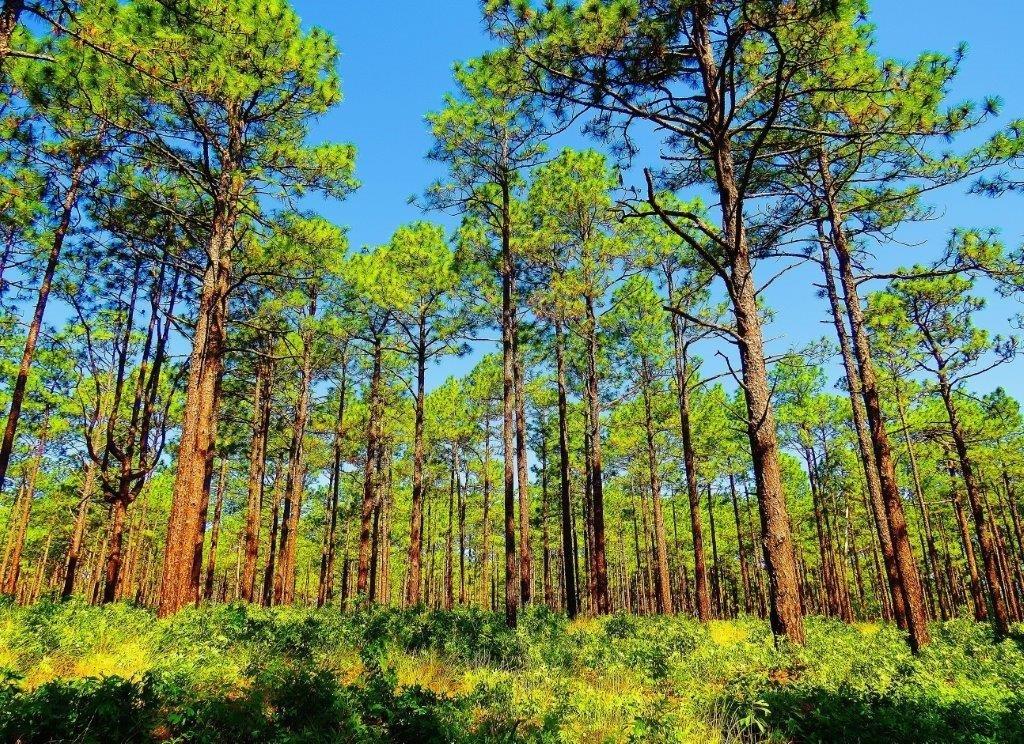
{"left": 500, "top": 179, "right": 519, "bottom": 627}
{"left": 319, "top": 365, "right": 348, "bottom": 607}
{"left": 818, "top": 229, "right": 908, "bottom": 628}
{"left": 62, "top": 463, "right": 95, "bottom": 599}
{"left": 513, "top": 327, "right": 532, "bottom": 605}
{"left": 458, "top": 457, "right": 467, "bottom": 606}
{"left": 262, "top": 465, "right": 284, "bottom": 607}
{"left": 706, "top": 484, "right": 723, "bottom": 617}
{"left": 730, "top": 475, "right": 753, "bottom": 615}
{"left": 583, "top": 296, "right": 610, "bottom": 614}
{"left": 203, "top": 460, "right": 228, "bottom": 601}
{"left": 541, "top": 429, "right": 554, "bottom": 608}
{"left": 0, "top": 161, "right": 85, "bottom": 495}
{"left": 894, "top": 385, "right": 950, "bottom": 620}
{"left": 821, "top": 162, "right": 929, "bottom": 650}
{"left": 159, "top": 205, "right": 234, "bottom": 616}
{"left": 357, "top": 340, "right": 384, "bottom": 598}
{"left": 554, "top": 320, "right": 578, "bottom": 619}
{"left": 949, "top": 469, "right": 987, "bottom": 620}
{"left": 937, "top": 379, "right": 1010, "bottom": 634}
{"left": 480, "top": 410, "right": 492, "bottom": 608}
{"left": 277, "top": 298, "right": 316, "bottom": 605}
{"left": 1, "top": 475, "right": 31, "bottom": 596}
{"left": 443, "top": 447, "right": 456, "bottom": 609}
{"left": 241, "top": 352, "right": 273, "bottom": 603}
{"left": 641, "top": 364, "right": 672, "bottom": 614}
{"left": 406, "top": 326, "right": 428, "bottom": 606}
{"left": 102, "top": 498, "right": 129, "bottom": 604}
{"left": 678, "top": 5, "right": 804, "bottom": 643}
{"left": 0, "top": 0, "right": 24, "bottom": 68}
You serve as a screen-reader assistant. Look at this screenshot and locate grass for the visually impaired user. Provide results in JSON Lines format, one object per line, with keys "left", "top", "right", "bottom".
{"left": 0, "top": 598, "right": 1022, "bottom": 742}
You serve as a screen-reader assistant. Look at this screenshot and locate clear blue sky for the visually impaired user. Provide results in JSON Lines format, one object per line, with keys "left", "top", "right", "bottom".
{"left": 291, "top": 0, "right": 1024, "bottom": 398}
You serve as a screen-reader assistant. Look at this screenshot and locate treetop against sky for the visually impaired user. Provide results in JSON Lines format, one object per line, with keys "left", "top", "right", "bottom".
{"left": 302, "top": 0, "right": 1024, "bottom": 397}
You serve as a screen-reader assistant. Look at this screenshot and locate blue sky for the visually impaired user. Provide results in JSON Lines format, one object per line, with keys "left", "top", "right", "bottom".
{"left": 290, "top": 0, "right": 1024, "bottom": 398}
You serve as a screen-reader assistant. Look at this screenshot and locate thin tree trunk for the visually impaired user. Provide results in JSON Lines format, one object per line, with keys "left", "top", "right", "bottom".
{"left": 357, "top": 340, "right": 384, "bottom": 598}
{"left": 262, "top": 464, "right": 284, "bottom": 607}
{"left": 203, "top": 460, "right": 228, "bottom": 601}
{"left": 583, "top": 296, "right": 610, "bottom": 614}
{"left": 480, "top": 409, "right": 493, "bottom": 608}
{"left": 1, "top": 475, "right": 32, "bottom": 596}
{"left": 0, "top": 161, "right": 85, "bottom": 494}
{"left": 319, "top": 363, "right": 348, "bottom": 607}
{"left": 937, "top": 380, "right": 1009, "bottom": 634}
{"left": 500, "top": 178, "right": 519, "bottom": 627}
{"left": 949, "top": 468, "right": 987, "bottom": 620}
{"left": 240, "top": 352, "right": 273, "bottom": 603}
{"left": 706, "top": 483, "right": 723, "bottom": 617}
{"left": 62, "top": 463, "right": 95, "bottom": 599}
{"left": 540, "top": 428, "right": 553, "bottom": 608}
{"left": 818, "top": 228, "right": 908, "bottom": 629}
{"left": 554, "top": 320, "right": 578, "bottom": 618}
{"left": 641, "top": 364, "right": 672, "bottom": 614}
{"left": 894, "top": 384, "right": 950, "bottom": 620}
{"left": 513, "top": 327, "right": 532, "bottom": 605}
{"left": 406, "top": 326, "right": 428, "bottom": 606}
{"left": 730, "top": 474, "right": 753, "bottom": 615}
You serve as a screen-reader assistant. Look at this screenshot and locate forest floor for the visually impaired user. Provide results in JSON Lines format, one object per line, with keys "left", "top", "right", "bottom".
{"left": 0, "top": 600, "right": 1022, "bottom": 743}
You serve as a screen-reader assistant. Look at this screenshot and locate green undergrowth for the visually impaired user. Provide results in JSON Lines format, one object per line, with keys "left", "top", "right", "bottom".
{"left": 0, "top": 598, "right": 1022, "bottom": 742}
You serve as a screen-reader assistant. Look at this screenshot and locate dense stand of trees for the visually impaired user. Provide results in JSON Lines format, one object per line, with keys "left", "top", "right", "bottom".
{"left": 0, "top": 0, "right": 1023, "bottom": 654}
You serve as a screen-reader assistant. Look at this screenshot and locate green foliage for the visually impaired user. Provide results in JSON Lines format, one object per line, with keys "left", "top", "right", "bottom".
{"left": 2, "top": 601, "right": 1022, "bottom": 742}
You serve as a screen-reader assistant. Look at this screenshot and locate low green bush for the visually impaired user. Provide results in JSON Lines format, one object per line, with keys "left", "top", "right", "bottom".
{"left": 1, "top": 600, "right": 1022, "bottom": 742}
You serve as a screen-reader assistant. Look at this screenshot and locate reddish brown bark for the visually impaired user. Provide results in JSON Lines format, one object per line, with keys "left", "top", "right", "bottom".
{"left": 62, "top": 463, "right": 95, "bottom": 598}
{"left": 1, "top": 449, "right": 42, "bottom": 597}
{"left": 819, "top": 151, "right": 929, "bottom": 651}
{"left": 158, "top": 214, "right": 233, "bottom": 616}
{"left": 936, "top": 379, "right": 1010, "bottom": 635}
{"left": 275, "top": 297, "right": 316, "bottom": 605}
{"left": 0, "top": 0, "right": 23, "bottom": 68}
{"left": 818, "top": 231, "right": 908, "bottom": 629}
{"left": 240, "top": 352, "right": 273, "bottom": 603}
{"left": 203, "top": 460, "right": 228, "bottom": 601}
{"left": 319, "top": 362, "right": 348, "bottom": 607}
